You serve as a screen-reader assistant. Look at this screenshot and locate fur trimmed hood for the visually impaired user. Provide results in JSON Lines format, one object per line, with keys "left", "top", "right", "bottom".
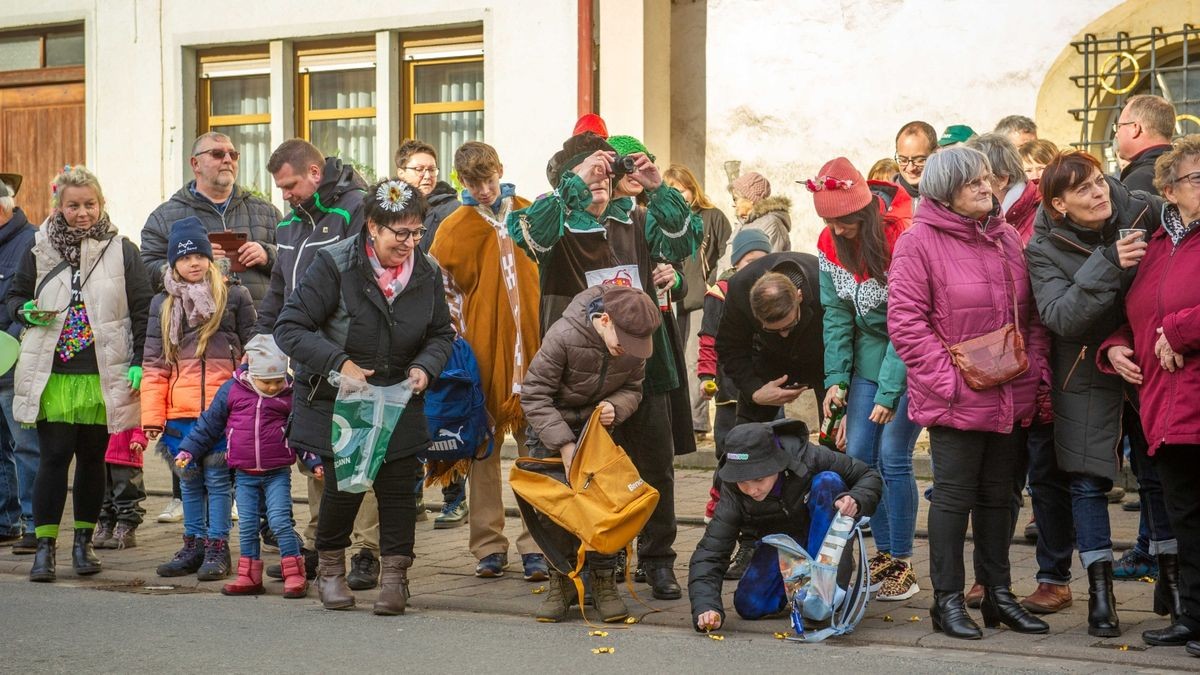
{"left": 746, "top": 195, "right": 792, "bottom": 223}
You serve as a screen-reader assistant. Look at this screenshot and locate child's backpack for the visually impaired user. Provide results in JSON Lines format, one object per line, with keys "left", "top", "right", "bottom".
{"left": 509, "top": 407, "right": 660, "bottom": 624}
{"left": 422, "top": 337, "right": 494, "bottom": 476}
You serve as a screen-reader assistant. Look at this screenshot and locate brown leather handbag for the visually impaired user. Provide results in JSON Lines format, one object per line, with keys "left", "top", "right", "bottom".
{"left": 936, "top": 241, "right": 1029, "bottom": 391}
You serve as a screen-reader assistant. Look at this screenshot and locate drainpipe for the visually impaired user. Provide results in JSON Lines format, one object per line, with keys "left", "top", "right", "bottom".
{"left": 577, "top": 0, "right": 594, "bottom": 116}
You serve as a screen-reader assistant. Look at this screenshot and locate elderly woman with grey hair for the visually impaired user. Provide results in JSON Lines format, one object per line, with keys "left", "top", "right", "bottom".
{"left": 888, "top": 146, "right": 1052, "bottom": 640}
{"left": 967, "top": 133, "right": 1043, "bottom": 245}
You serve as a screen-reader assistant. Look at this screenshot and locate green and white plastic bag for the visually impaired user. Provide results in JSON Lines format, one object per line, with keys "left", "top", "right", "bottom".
{"left": 330, "top": 374, "right": 414, "bottom": 493}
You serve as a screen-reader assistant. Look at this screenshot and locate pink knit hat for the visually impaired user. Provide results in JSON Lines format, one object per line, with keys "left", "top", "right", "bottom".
{"left": 804, "top": 157, "right": 872, "bottom": 219}
{"left": 731, "top": 172, "right": 771, "bottom": 202}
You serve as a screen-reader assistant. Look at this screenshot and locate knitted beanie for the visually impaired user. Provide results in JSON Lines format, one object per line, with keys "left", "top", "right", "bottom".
{"left": 167, "top": 216, "right": 214, "bottom": 267}
{"left": 731, "top": 172, "right": 771, "bottom": 202}
{"left": 546, "top": 132, "right": 615, "bottom": 188}
{"left": 730, "top": 229, "right": 773, "bottom": 265}
{"left": 573, "top": 113, "right": 609, "bottom": 139}
{"left": 607, "top": 135, "right": 656, "bottom": 163}
{"left": 805, "top": 157, "right": 872, "bottom": 220}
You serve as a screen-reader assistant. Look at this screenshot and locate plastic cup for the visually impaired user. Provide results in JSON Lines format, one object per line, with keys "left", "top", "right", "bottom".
{"left": 1118, "top": 228, "right": 1146, "bottom": 241}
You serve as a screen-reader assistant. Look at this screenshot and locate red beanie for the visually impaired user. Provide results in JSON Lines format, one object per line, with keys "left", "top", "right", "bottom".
{"left": 804, "top": 157, "right": 872, "bottom": 219}
{"left": 573, "top": 113, "right": 609, "bottom": 139}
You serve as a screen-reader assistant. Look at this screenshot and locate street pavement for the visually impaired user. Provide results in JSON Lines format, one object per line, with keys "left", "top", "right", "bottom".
{"left": 1, "top": 441, "right": 1195, "bottom": 672}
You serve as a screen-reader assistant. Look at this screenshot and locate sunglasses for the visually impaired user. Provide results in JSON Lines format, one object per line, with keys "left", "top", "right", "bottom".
{"left": 194, "top": 149, "right": 240, "bottom": 161}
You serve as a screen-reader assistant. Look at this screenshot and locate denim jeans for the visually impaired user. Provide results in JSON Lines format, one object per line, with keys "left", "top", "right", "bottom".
{"left": 1024, "top": 423, "right": 1074, "bottom": 584}
{"left": 1069, "top": 472, "right": 1114, "bottom": 569}
{"left": 235, "top": 468, "right": 300, "bottom": 559}
{"left": 0, "top": 380, "right": 38, "bottom": 535}
{"left": 844, "top": 375, "right": 921, "bottom": 558}
{"left": 181, "top": 463, "right": 232, "bottom": 541}
{"left": 1126, "top": 407, "right": 1177, "bottom": 556}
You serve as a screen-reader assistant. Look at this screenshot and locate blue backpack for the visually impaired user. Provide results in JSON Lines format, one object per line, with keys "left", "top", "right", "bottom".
{"left": 422, "top": 337, "right": 494, "bottom": 462}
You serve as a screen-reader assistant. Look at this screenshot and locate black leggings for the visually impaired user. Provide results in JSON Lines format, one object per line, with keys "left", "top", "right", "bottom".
{"left": 316, "top": 454, "right": 420, "bottom": 557}
{"left": 33, "top": 422, "right": 109, "bottom": 530}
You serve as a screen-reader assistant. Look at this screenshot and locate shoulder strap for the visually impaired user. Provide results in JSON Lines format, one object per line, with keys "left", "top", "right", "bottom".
{"left": 994, "top": 238, "right": 1020, "bottom": 330}
{"left": 35, "top": 260, "right": 71, "bottom": 298}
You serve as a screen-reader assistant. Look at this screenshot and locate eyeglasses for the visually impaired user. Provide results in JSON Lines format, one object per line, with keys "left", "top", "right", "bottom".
{"left": 380, "top": 224, "right": 427, "bottom": 242}
{"left": 894, "top": 154, "right": 929, "bottom": 168}
{"left": 965, "top": 174, "right": 995, "bottom": 192}
{"left": 761, "top": 305, "right": 801, "bottom": 335}
{"left": 1173, "top": 171, "right": 1200, "bottom": 187}
{"left": 194, "top": 149, "right": 240, "bottom": 161}
{"left": 1112, "top": 120, "right": 1138, "bottom": 134}
{"left": 402, "top": 165, "right": 439, "bottom": 177}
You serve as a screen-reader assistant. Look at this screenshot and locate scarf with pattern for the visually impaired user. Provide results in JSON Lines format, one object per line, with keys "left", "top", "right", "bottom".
{"left": 47, "top": 212, "right": 112, "bottom": 267}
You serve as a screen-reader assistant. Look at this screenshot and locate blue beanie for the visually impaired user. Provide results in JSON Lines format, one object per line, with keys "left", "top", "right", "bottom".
{"left": 167, "top": 216, "right": 214, "bottom": 268}
{"left": 730, "top": 228, "right": 773, "bottom": 265}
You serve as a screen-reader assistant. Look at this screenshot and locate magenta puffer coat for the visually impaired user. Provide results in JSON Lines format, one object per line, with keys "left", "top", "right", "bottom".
{"left": 887, "top": 199, "right": 1051, "bottom": 433}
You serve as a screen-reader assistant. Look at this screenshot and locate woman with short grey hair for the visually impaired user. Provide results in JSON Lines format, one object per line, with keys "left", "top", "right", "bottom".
{"left": 888, "top": 147, "right": 1052, "bottom": 639}
{"left": 967, "top": 133, "right": 1042, "bottom": 243}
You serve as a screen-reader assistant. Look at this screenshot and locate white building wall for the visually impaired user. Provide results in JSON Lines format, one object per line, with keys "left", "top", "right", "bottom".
{"left": 704, "top": 0, "right": 1126, "bottom": 254}
{"left": 0, "top": 0, "right": 578, "bottom": 236}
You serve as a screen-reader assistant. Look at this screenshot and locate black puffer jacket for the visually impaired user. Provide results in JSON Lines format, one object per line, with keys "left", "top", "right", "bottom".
{"left": 274, "top": 234, "right": 455, "bottom": 460}
{"left": 1120, "top": 144, "right": 1170, "bottom": 195}
{"left": 257, "top": 158, "right": 366, "bottom": 334}
{"left": 687, "top": 419, "right": 881, "bottom": 627}
{"left": 716, "top": 252, "right": 825, "bottom": 398}
{"left": 418, "top": 181, "right": 460, "bottom": 253}
{"left": 1025, "top": 177, "right": 1161, "bottom": 480}
{"left": 140, "top": 183, "right": 279, "bottom": 305}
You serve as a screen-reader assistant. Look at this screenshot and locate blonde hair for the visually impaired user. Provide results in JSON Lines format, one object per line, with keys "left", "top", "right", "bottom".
{"left": 52, "top": 166, "right": 105, "bottom": 209}
{"left": 868, "top": 158, "right": 900, "bottom": 181}
{"left": 1019, "top": 139, "right": 1059, "bottom": 167}
{"left": 1154, "top": 134, "right": 1200, "bottom": 193}
{"left": 663, "top": 163, "right": 715, "bottom": 210}
{"left": 160, "top": 261, "right": 228, "bottom": 364}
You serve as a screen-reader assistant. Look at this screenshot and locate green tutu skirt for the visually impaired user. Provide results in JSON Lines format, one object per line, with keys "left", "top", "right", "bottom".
{"left": 39, "top": 373, "right": 107, "bottom": 426}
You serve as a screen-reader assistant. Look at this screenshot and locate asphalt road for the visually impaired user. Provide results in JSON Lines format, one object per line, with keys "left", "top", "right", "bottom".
{"left": 4, "top": 577, "right": 1175, "bottom": 674}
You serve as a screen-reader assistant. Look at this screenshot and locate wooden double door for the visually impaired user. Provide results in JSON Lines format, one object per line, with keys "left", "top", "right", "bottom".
{"left": 0, "top": 77, "right": 85, "bottom": 225}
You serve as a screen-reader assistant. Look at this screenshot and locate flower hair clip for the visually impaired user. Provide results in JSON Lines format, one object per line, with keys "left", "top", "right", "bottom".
{"left": 804, "top": 176, "right": 854, "bottom": 193}
{"left": 51, "top": 165, "right": 73, "bottom": 196}
{"left": 375, "top": 179, "right": 412, "bottom": 213}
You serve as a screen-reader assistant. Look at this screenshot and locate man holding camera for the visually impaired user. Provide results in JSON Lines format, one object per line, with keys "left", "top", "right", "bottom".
{"left": 141, "top": 132, "right": 280, "bottom": 305}
{"left": 508, "top": 130, "right": 702, "bottom": 600}
{"left": 716, "top": 251, "right": 825, "bottom": 424}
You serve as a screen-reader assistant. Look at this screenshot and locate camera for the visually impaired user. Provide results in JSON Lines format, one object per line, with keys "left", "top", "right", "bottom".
{"left": 612, "top": 154, "right": 638, "bottom": 179}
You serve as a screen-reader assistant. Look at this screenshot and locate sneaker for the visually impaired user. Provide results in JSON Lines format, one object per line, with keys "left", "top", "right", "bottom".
{"left": 724, "top": 540, "right": 756, "bottom": 580}
{"left": 156, "top": 498, "right": 184, "bottom": 523}
{"left": 92, "top": 522, "right": 115, "bottom": 549}
{"left": 522, "top": 553, "right": 549, "bottom": 582}
{"left": 434, "top": 498, "right": 468, "bottom": 530}
{"left": 267, "top": 547, "right": 317, "bottom": 581}
{"left": 12, "top": 532, "right": 37, "bottom": 555}
{"left": 158, "top": 535, "right": 206, "bottom": 577}
{"left": 196, "top": 538, "right": 231, "bottom": 581}
{"left": 1113, "top": 548, "right": 1158, "bottom": 580}
{"left": 261, "top": 526, "right": 279, "bottom": 551}
{"left": 475, "top": 552, "right": 508, "bottom": 578}
{"left": 230, "top": 501, "right": 239, "bottom": 522}
{"left": 868, "top": 552, "right": 897, "bottom": 590}
{"left": 704, "top": 487, "right": 720, "bottom": 525}
{"left": 876, "top": 560, "right": 920, "bottom": 601}
{"left": 415, "top": 495, "right": 429, "bottom": 522}
{"left": 1106, "top": 486, "right": 1126, "bottom": 504}
{"left": 0, "top": 530, "right": 20, "bottom": 545}
{"left": 346, "top": 550, "right": 380, "bottom": 590}
{"left": 1122, "top": 499, "right": 1141, "bottom": 512}
{"left": 109, "top": 522, "right": 137, "bottom": 549}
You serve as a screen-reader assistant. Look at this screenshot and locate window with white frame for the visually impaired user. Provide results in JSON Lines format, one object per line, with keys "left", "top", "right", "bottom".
{"left": 199, "top": 54, "right": 271, "bottom": 193}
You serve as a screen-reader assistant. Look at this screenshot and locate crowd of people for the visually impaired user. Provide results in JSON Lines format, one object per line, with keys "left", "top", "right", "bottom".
{"left": 0, "top": 94, "right": 1198, "bottom": 656}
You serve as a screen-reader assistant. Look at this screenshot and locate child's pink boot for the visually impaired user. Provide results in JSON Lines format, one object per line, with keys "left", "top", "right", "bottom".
{"left": 222, "top": 556, "right": 264, "bottom": 596}
{"left": 281, "top": 555, "right": 309, "bottom": 599}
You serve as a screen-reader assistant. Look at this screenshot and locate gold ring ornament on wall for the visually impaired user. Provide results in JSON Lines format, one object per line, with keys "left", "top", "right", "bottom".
{"left": 1177, "top": 114, "right": 1200, "bottom": 132}
{"left": 1099, "top": 51, "right": 1140, "bottom": 95}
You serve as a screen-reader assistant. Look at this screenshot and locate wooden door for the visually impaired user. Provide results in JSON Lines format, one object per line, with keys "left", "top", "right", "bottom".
{"left": 0, "top": 80, "right": 85, "bottom": 225}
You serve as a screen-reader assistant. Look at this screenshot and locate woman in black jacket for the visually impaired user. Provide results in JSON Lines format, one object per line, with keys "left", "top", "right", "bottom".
{"left": 274, "top": 178, "right": 454, "bottom": 616}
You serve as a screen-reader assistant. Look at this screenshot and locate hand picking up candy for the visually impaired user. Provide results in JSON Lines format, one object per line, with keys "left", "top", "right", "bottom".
{"left": 175, "top": 451, "right": 193, "bottom": 470}
{"left": 313, "top": 465, "right": 324, "bottom": 479}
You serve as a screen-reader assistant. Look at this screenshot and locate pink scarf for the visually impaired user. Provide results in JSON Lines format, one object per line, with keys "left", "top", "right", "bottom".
{"left": 365, "top": 240, "right": 414, "bottom": 304}
{"left": 162, "top": 274, "right": 217, "bottom": 342}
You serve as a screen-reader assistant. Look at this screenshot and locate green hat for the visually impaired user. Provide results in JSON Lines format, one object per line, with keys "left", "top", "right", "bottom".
{"left": 938, "top": 124, "right": 977, "bottom": 147}
{"left": 607, "top": 135, "right": 656, "bottom": 163}
{"left": 0, "top": 331, "right": 18, "bottom": 377}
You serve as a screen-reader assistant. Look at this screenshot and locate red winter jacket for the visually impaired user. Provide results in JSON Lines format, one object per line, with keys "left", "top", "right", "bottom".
{"left": 1004, "top": 180, "right": 1041, "bottom": 247}
{"left": 1099, "top": 210, "right": 1200, "bottom": 452}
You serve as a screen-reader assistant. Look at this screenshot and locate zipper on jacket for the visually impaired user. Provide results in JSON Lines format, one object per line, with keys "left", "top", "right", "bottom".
{"left": 586, "top": 352, "right": 612, "bottom": 406}
{"left": 1061, "top": 346, "right": 1087, "bottom": 391}
{"left": 200, "top": 356, "right": 207, "bottom": 411}
{"left": 254, "top": 395, "right": 263, "bottom": 471}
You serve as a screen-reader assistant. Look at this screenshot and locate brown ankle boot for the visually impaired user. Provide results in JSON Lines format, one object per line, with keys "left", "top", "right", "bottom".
{"left": 373, "top": 555, "right": 413, "bottom": 616}
{"left": 316, "top": 549, "right": 355, "bottom": 610}
{"left": 536, "top": 571, "right": 575, "bottom": 623}
{"left": 1020, "top": 582, "right": 1072, "bottom": 614}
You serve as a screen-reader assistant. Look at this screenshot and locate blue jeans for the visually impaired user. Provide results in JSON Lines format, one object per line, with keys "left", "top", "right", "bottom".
{"left": 1126, "top": 407, "right": 1177, "bottom": 556}
{"left": 733, "top": 471, "right": 847, "bottom": 620}
{"left": 235, "top": 468, "right": 300, "bottom": 559}
{"left": 844, "top": 375, "right": 921, "bottom": 558}
{"left": 0, "top": 380, "right": 38, "bottom": 535}
{"left": 1024, "top": 423, "right": 1074, "bottom": 584}
{"left": 181, "top": 463, "right": 232, "bottom": 541}
{"left": 1070, "top": 472, "right": 1114, "bottom": 569}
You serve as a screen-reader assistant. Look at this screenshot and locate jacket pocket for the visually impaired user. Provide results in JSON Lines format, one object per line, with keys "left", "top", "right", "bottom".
{"left": 1061, "top": 346, "right": 1087, "bottom": 392}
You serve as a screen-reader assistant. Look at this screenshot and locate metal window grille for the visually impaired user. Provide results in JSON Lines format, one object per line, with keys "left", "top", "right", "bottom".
{"left": 1069, "top": 24, "right": 1200, "bottom": 172}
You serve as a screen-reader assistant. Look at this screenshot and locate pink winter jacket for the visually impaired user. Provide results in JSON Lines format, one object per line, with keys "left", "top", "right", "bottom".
{"left": 887, "top": 199, "right": 1051, "bottom": 432}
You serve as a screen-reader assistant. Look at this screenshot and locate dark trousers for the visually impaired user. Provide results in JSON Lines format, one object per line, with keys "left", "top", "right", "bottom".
{"left": 1022, "top": 423, "right": 1074, "bottom": 583}
{"left": 710, "top": 403, "right": 738, "bottom": 492}
{"left": 99, "top": 463, "right": 147, "bottom": 526}
{"left": 1127, "top": 407, "right": 1176, "bottom": 554}
{"left": 32, "top": 422, "right": 108, "bottom": 529}
{"left": 927, "top": 426, "right": 1021, "bottom": 592}
{"left": 1151, "top": 445, "right": 1200, "bottom": 633}
{"left": 613, "top": 391, "right": 676, "bottom": 567}
{"left": 317, "top": 454, "right": 420, "bottom": 558}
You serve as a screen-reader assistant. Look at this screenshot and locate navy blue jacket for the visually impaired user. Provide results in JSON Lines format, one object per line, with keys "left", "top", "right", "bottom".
{"left": 0, "top": 209, "right": 35, "bottom": 383}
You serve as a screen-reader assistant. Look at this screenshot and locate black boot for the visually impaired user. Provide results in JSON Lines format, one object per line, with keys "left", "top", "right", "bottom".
{"left": 157, "top": 535, "right": 206, "bottom": 577}
{"left": 980, "top": 586, "right": 1049, "bottom": 634}
{"left": 72, "top": 529, "right": 102, "bottom": 576}
{"left": 1086, "top": 560, "right": 1120, "bottom": 637}
{"left": 29, "top": 537, "right": 56, "bottom": 582}
{"left": 1154, "top": 554, "right": 1182, "bottom": 621}
{"left": 930, "top": 591, "right": 982, "bottom": 639}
